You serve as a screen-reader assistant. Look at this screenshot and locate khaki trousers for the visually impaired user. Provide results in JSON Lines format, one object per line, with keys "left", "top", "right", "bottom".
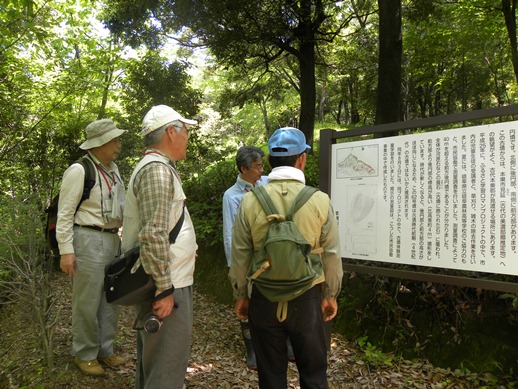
{"left": 71, "top": 227, "right": 121, "bottom": 360}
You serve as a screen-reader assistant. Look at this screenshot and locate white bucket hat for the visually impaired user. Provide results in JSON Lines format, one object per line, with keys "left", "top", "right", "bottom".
{"left": 141, "top": 105, "right": 198, "bottom": 136}
{"left": 79, "top": 119, "right": 126, "bottom": 150}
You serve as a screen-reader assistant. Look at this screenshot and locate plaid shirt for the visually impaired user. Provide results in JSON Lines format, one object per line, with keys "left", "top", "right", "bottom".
{"left": 133, "top": 159, "right": 180, "bottom": 291}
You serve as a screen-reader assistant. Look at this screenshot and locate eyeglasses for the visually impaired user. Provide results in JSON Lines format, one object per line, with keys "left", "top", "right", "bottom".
{"left": 250, "top": 164, "right": 264, "bottom": 171}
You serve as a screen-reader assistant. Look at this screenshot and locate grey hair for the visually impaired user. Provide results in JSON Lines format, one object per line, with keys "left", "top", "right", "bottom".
{"left": 236, "top": 146, "right": 264, "bottom": 173}
{"left": 143, "top": 120, "right": 184, "bottom": 146}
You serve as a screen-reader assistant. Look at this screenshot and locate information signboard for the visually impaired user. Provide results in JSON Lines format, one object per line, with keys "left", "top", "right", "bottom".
{"left": 331, "top": 120, "right": 518, "bottom": 276}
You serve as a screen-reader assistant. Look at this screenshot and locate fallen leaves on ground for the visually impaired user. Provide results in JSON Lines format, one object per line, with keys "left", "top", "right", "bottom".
{"left": 0, "top": 272, "right": 513, "bottom": 388}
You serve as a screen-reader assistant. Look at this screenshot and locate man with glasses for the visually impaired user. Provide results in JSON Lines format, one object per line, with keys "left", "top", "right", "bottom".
{"left": 57, "top": 118, "right": 126, "bottom": 376}
{"left": 223, "top": 146, "right": 268, "bottom": 370}
{"left": 122, "top": 105, "right": 198, "bottom": 389}
{"left": 223, "top": 146, "right": 268, "bottom": 268}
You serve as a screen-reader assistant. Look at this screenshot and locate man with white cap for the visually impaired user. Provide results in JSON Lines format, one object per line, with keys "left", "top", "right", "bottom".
{"left": 229, "top": 127, "right": 343, "bottom": 388}
{"left": 56, "top": 118, "right": 126, "bottom": 376}
{"left": 121, "top": 105, "right": 198, "bottom": 389}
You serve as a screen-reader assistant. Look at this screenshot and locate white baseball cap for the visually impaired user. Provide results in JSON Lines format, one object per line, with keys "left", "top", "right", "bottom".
{"left": 141, "top": 105, "right": 198, "bottom": 136}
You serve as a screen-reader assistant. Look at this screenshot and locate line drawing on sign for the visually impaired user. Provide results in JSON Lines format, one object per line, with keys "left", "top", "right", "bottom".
{"left": 345, "top": 185, "right": 377, "bottom": 255}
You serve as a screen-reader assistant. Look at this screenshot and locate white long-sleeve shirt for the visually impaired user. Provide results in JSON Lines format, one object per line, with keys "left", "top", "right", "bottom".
{"left": 56, "top": 153, "right": 123, "bottom": 255}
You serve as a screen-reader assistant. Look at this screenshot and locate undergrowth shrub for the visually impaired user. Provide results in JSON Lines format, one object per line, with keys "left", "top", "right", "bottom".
{"left": 0, "top": 196, "right": 59, "bottom": 373}
{"left": 336, "top": 271, "right": 518, "bottom": 375}
{"left": 184, "top": 159, "right": 236, "bottom": 246}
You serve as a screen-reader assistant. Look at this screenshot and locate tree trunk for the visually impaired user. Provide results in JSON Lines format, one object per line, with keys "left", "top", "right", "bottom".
{"left": 98, "top": 41, "right": 114, "bottom": 120}
{"left": 349, "top": 77, "right": 360, "bottom": 124}
{"left": 298, "top": 38, "right": 316, "bottom": 149}
{"left": 294, "top": 0, "right": 321, "bottom": 150}
{"left": 259, "top": 96, "right": 271, "bottom": 137}
{"left": 502, "top": 0, "right": 518, "bottom": 83}
{"left": 375, "top": 0, "right": 402, "bottom": 134}
{"left": 98, "top": 66, "right": 113, "bottom": 120}
{"left": 318, "top": 80, "right": 326, "bottom": 122}
{"left": 337, "top": 99, "right": 343, "bottom": 125}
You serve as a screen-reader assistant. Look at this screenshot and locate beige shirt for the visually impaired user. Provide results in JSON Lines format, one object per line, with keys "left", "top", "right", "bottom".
{"left": 229, "top": 166, "right": 343, "bottom": 300}
{"left": 56, "top": 153, "right": 123, "bottom": 255}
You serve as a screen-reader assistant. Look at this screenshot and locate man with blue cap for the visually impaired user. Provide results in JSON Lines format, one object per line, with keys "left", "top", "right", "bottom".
{"left": 229, "top": 127, "right": 343, "bottom": 388}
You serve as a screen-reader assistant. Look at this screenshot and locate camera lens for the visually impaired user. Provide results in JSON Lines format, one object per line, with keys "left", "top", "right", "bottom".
{"left": 144, "top": 315, "right": 162, "bottom": 333}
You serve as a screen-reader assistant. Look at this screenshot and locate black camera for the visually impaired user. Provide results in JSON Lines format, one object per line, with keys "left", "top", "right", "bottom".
{"left": 142, "top": 312, "right": 162, "bottom": 333}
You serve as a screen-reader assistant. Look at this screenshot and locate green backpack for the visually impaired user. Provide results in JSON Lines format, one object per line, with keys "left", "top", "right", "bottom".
{"left": 247, "top": 185, "right": 324, "bottom": 321}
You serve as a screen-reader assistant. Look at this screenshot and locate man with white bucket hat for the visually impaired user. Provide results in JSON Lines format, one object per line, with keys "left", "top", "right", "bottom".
{"left": 56, "top": 118, "right": 127, "bottom": 376}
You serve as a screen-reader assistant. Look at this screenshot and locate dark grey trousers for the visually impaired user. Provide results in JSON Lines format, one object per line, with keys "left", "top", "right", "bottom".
{"left": 249, "top": 285, "right": 329, "bottom": 389}
{"left": 135, "top": 285, "right": 193, "bottom": 389}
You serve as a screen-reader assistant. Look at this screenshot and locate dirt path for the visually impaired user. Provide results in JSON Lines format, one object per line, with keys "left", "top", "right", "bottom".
{"left": 0, "top": 272, "right": 509, "bottom": 388}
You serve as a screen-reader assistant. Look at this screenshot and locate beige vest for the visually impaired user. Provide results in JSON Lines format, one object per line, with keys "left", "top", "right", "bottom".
{"left": 121, "top": 153, "right": 197, "bottom": 288}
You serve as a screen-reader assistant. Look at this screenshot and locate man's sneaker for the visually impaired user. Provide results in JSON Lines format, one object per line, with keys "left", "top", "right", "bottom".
{"left": 99, "top": 354, "right": 126, "bottom": 368}
{"left": 74, "top": 358, "right": 105, "bottom": 376}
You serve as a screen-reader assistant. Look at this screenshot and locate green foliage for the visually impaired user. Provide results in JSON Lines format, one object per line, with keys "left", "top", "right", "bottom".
{"left": 3, "top": 0, "right": 518, "bottom": 381}
{"left": 0, "top": 0, "right": 133, "bottom": 210}
{"left": 103, "top": 0, "right": 518, "bottom": 148}
{"left": 102, "top": 0, "right": 175, "bottom": 49}
{"left": 104, "top": 0, "right": 358, "bottom": 144}
{"left": 356, "top": 336, "right": 394, "bottom": 368}
{"left": 121, "top": 49, "right": 201, "bottom": 122}
{"left": 499, "top": 293, "right": 518, "bottom": 309}
{"left": 114, "top": 49, "right": 204, "bottom": 178}
{"left": 193, "top": 245, "right": 233, "bottom": 305}
{"left": 403, "top": 0, "right": 516, "bottom": 116}
{"left": 184, "top": 158, "right": 237, "bottom": 245}
{"left": 304, "top": 149, "right": 320, "bottom": 188}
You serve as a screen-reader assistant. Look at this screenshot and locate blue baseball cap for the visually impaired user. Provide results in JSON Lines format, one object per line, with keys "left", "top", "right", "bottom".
{"left": 268, "top": 127, "right": 311, "bottom": 157}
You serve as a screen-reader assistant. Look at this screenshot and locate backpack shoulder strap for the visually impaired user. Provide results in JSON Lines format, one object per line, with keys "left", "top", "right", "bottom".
{"left": 79, "top": 155, "right": 96, "bottom": 182}
{"left": 251, "top": 186, "right": 278, "bottom": 216}
{"left": 76, "top": 156, "right": 97, "bottom": 204}
{"left": 287, "top": 186, "right": 318, "bottom": 220}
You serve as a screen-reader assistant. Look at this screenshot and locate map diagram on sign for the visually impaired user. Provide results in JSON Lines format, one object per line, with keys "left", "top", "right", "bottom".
{"left": 336, "top": 144, "right": 379, "bottom": 178}
{"left": 344, "top": 185, "right": 377, "bottom": 255}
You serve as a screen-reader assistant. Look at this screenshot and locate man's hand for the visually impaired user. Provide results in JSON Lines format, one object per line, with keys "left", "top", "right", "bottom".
{"left": 234, "top": 298, "right": 250, "bottom": 321}
{"left": 153, "top": 291, "right": 174, "bottom": 319}
{"left": 321, "top": 298, "right": 338, "bottom": 322}
{"left": 60, "top": 254, "right": 76, "bottom": 277}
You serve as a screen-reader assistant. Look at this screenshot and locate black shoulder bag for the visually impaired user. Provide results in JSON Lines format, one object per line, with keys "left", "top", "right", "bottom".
{"left": 104, "top": 207, "right": 185, "bottom": 305}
